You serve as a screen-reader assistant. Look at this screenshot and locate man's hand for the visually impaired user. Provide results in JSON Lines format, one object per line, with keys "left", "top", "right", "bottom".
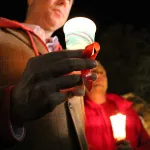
{"left": 11, "top": 50, "right": 97, "bottom": 124}
{"left": 116, "top": 140, "right": 133, "bottom": 150}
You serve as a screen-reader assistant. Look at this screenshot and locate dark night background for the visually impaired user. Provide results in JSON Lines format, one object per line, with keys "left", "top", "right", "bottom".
{"left": 1, "top": 0, "right": 150, "bottom": 101}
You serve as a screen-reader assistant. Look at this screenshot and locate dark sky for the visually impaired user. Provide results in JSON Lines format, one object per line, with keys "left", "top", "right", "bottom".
{"left": 62, "top": 1, "right": 150, "bottom": 47}
{"left": 0, "top": 1, "right": 149, "bottom": 36}
{"left": 1, "top": 1, "right": 150, "bottom": 97}
{"left": 1, "top": 0, "right": 150, "bottom": 54}
{"left": 0, "top": 1, "right": 149, "bottom": 26}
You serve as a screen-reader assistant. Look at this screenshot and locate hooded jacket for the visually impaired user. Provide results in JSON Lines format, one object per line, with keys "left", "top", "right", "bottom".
{"left": 85, "top": 93, "right": 150, "bottom": 150}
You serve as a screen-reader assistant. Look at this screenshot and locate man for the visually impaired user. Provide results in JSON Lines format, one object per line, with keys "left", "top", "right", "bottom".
{"left": 0, "top": 0, "right": 98, "bottom": 149}
{"left": 85, "top": 61, "right": 150, "bottom": 150}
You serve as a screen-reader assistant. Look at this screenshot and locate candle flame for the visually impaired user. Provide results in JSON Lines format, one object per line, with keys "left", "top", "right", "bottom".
{"left": 110, "top": 113, "right": 126, "bottom": 141}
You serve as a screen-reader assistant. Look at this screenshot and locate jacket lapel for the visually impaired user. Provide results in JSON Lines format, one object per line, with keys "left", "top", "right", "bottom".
{"left": 5, "top": 28, "right": 48, "bottom": 55}
{"left": 68, "top": 96, "right": 88, "bottom": 150}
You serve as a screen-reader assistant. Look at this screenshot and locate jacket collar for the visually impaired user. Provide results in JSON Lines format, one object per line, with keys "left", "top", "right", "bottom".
{"left": 68, "top": 96, "right": 88, "bottom": 150}
{"left": 6, "top": 28, "right": 48, "bottom": 55}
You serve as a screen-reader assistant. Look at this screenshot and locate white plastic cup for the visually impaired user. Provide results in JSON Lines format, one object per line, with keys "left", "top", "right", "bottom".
{"left": 63, "top": 17, "right": 97, "bottom": 94}
{"left": 63, "top": 17, "right": 96, "bottom": 50}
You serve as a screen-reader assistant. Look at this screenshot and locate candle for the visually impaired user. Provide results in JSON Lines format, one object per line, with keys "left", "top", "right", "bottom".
{"left": 110, "top": 113, "right": 126, "bottom": 141}
{"left": 63, "top": 17, "right": 96, "bottom": 50}
{"left": 62, "top": 17, "right": 98, "bottom": 92}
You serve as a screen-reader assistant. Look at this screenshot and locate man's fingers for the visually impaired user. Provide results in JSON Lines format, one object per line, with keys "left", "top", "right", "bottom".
{"left": 44, "top": 50, "right": 84, "bottom": 62}
{"left": 28, "top": 51, "right": 97, "bottom": 75}
{"left": 46, "top": 58, "right": 97, "bottom": 77}
{"left": 34, "top": 74, "right": 83, "bottom": 93}
{"left": 46, "top": 92, "right": 74, "bottom": 111}
{"left": 30, "top": 50, "right": 84, "bottom": 70}
{"left": 34, "top": 91, "right": 74, "bottom": 117}
{"left": 49, "top": 74, "right": 83, "bottom": 90}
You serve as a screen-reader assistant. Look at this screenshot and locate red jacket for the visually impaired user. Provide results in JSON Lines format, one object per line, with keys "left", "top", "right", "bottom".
{"left": 85, "top": 93, "right": 150, "bottom": 150}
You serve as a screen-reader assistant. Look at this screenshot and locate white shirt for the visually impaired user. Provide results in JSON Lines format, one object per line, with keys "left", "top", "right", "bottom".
{"left": 23, "top": 23, "right": 60, "bottom": 52}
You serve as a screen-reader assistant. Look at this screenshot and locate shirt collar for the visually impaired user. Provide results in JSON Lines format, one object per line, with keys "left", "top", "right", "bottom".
{"left": 22, "top": 23, "right": 58, "bottom": 44}
{"left": 22, "top": 23, "right": 60, "bottom": 52}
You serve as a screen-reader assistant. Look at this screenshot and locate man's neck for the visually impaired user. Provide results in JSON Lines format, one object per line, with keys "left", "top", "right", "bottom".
{"left": 25, "top": 16, "right": 53, "bottom": 39}
{"left": 86, "top": 91, "right": 106, "bottom": 104}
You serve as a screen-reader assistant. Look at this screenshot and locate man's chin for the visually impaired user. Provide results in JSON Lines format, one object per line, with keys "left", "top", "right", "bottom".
{"left": 93, "top": 83, "right": 104, "bottom": 87}
{"left": 93, "top": 85, "right": 106, "bottom": 92}
{"left": 44, "top": 18, "right": 63, "bottom": 32}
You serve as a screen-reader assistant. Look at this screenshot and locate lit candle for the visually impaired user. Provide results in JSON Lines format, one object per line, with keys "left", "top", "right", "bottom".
{"left": 62, "top": 17, "right": 98, "bottom": 92}
{"left": 63, "top": 17, "right": 96, "bottom": 50}
{"left": 110, "top": 113, "right": 126, "bottom": 141}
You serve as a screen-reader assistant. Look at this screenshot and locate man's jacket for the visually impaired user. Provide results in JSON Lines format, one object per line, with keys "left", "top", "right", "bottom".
{"left": 0, "top": 18, "right": 88, "bottom": 150}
